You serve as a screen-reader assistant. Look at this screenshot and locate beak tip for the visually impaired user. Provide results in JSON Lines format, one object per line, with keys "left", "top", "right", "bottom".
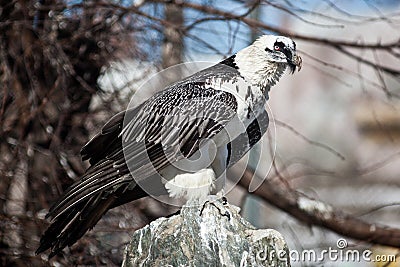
{"left": 287, "top": 55, "right": 302, "bottom": 74}
{"left": 294, "top": 55, "right": 302, "bottom": 72}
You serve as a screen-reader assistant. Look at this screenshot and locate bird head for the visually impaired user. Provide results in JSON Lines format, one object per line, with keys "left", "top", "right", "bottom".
{"left": 235, "top": 34, "right": 302, "bottom": 90}
{"left": 256, "top": 35, "right": 302, "bottom": 74}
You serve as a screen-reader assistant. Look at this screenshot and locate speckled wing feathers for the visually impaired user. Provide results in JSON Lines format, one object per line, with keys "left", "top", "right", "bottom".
{"left": 37, "top": 64, "right": 242, "bottom": 257}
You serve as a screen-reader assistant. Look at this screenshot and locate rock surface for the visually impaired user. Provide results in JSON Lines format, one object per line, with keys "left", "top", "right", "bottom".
{"left": 122, "top": 200, "right": 290, "bottom": 267}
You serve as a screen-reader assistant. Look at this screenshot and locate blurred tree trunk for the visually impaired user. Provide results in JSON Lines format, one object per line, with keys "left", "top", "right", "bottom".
{"left": 249, "top": 4, "right": 261, "bottom": 42}
{"left": 0, "top": 1, "right": 117, "bottom": 264}
{"left": 162, "top": 3, "right": 184, "bottom": 69}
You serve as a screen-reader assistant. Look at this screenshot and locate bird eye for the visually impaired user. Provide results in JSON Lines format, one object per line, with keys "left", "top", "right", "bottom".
{"left": 274, "top": 45, "right": 280, "bottom": 51}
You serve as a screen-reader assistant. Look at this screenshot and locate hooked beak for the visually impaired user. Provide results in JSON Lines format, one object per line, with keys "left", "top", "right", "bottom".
{"left": 287, "top": 54, "right": 302, "bottom": 74}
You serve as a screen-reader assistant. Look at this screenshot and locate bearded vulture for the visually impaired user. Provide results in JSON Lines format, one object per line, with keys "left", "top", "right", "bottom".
{"left": 36, "top": 35, "right": 302, "bottom": 257}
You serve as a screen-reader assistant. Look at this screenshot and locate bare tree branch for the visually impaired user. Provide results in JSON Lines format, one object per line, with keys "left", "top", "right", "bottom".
{"left": 150, "top": 0, "right": 400, "bottom": 49}
{"left": 238, "top": 168, "right": 400, "bottom": 248}
{"left": 275, "top": 119, "right": 346, "bottom": 160}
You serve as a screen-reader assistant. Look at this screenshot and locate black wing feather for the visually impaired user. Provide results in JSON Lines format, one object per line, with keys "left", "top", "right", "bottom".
{"left": 37, "top": 77, "right": 239, "bottom": 257}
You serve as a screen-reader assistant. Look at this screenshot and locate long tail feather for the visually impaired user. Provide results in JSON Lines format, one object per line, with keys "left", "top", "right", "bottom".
{"left": 36, "top": 180, "right": 147, "bottom": 258}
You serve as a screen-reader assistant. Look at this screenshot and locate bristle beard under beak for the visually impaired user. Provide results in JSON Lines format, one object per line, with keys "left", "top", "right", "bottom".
{"left": 288, "top": 62, "right": 296, "bottom": 74}
{"left": 288, "top": 55, "right": 302, "bottom": 74}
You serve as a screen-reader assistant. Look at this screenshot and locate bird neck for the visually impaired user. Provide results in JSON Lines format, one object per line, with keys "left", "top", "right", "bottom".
{"left": 234, "top": 46, "right": 287, "bottom": 94}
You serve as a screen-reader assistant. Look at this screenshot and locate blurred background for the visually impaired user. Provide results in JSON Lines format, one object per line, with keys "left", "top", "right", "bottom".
{"left": 1, "top": 0, "right": 400, "bottom": 266}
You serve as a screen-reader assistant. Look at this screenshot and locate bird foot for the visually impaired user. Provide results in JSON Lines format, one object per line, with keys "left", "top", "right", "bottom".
{"left": 221, "top": 196, "right": 228, "bottom": 205}
{"left": 199, "top": 196, "right": 230, "bottom": 220}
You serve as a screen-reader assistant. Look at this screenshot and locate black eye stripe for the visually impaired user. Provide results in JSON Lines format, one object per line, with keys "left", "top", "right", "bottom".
{"left": 273, "top": 41, "right": 292, "bottom": 59}
{"left": 274, "top": 41, "right": 285, "bottom": 49}
{"left": 265, "top": 47, "right": 273, "bottom": 52}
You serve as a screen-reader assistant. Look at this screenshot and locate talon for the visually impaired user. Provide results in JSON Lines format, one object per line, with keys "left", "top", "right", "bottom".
{"left": 199, "top": 201, "right": 210, "bottom": 216}
{"left": 223, "top": 211, "right": 230, "bottom": 220}
{"left": 199, "top": 199, "right": 230, "bottom": 220}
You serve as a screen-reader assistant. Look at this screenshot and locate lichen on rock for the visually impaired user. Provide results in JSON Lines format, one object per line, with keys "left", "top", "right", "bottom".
{"left": 122, "top": 200, "right": 290, "bottom": 267}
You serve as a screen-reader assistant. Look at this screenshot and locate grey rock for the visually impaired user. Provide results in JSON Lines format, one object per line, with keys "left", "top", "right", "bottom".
{"left": 122, "top": 200, "right": 290, "bottom": 267}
